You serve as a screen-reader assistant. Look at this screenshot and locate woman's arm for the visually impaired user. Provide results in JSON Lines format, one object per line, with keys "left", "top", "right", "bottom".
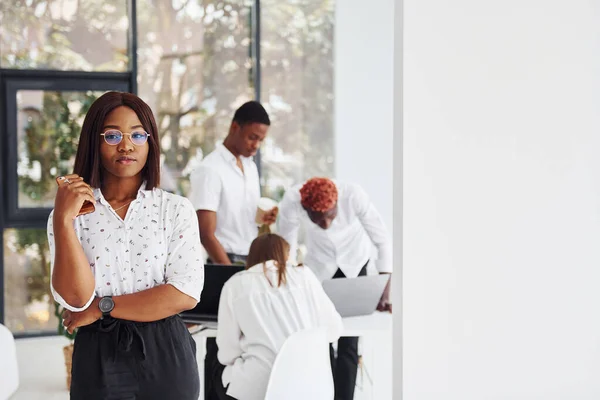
{"left": 51, "top": 218, "right": 96, "bottom": 309}
{"left": 112, "top": 284, "right": 197, "bottom": 320}
{"left": 50, "top": 175, "right": 97, "bottom": 310}
{"left": 63, "top": 284, "right": 198, "bottom": 333}
{"left": 216, "top": 281, "right": 243, "bottom": 366}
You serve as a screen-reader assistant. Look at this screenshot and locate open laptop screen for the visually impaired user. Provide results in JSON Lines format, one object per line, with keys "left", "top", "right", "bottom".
{"left": 322, "top": 274, "right": 390, "bottom": 318}
{"left": 181, "top": 263, "right": 245, "bottom": 320}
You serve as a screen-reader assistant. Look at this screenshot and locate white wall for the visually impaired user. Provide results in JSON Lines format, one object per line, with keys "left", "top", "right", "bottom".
{"left": 335, "top": 3, "right": 395, "bottom": 399}
{"left": 400, "top": 1, "right": 600, "bottom": 399}
{"left": 393, "top": 1, "right": 403, "bottom": 399}
{"left": 334, "top": 0, "right": 395, "bottom": 228}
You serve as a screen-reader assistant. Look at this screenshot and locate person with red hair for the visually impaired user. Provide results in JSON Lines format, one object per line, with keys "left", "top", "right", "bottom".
{"left": 278, "top": 177, "right": 392, "bottom": 400}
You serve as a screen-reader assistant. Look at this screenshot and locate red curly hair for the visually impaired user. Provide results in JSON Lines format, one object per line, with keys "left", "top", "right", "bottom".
{"left": 300, "top": 177, "right": 338, "bottom": 212}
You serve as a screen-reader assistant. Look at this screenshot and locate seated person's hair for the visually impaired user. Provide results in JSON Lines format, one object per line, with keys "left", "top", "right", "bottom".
{"left": 246, "top": 233, "right": 294, "bottom": 287}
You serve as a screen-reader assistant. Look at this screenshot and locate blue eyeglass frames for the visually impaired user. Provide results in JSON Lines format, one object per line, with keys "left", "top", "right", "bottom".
{"left": 100, "top": 129, "right": 149, "bottom": 146}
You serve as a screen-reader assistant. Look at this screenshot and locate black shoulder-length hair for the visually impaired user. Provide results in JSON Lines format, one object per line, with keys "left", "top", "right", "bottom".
{"left": 73, "top": 91, "right": 161, "bottom": 189}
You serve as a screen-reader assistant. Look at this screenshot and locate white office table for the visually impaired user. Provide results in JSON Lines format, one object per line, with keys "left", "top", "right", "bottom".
{"left": 190, "top": 311, "right": 392, "bottom": 400}
{"left": 13, "top": 312, "right": 392, "bottom": 400}
{"left": 190, "top": 310, "right": 391, "bottom": 337}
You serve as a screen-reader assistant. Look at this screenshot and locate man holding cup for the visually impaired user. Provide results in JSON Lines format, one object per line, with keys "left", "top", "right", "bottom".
{"left": 188, "top": 101, "right": 277, "bottom": 265}
{"left": 188, "top": 101, "right": 277, "bottom": 399}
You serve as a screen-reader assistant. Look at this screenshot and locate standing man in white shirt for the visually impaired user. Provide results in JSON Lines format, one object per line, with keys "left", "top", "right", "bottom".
{"left": 188, "top": 101, "right": 276, "bottom": 400}
{"left": 278, "top": 177, "right": 392, "bottom": 400}
{"left": 189, "top": 101, "right": 276, "bottom": 265}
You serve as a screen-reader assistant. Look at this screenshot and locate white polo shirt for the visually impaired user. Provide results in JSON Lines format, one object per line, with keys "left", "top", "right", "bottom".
{"left": 188, "top": 143, "right": 260, "bottom": 256}
{"left": 278, "top": 180, "right": 392, "bottom": 281}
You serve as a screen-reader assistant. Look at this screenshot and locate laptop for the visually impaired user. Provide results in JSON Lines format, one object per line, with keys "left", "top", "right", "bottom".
{"left": 322, "top": 274, "right": 390, "bottom": 318}
{"left": 180, "top": 263, "right": 245, "bottom": 326}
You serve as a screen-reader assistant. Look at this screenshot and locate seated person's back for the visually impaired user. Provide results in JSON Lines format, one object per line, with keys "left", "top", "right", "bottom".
{"left": 216, "top": 233, "right": 342, "bottom": 400}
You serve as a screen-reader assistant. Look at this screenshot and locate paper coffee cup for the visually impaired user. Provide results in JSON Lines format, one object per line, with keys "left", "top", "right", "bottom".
{"left": 256, "top": 197, "right": 278, "bottom": 224}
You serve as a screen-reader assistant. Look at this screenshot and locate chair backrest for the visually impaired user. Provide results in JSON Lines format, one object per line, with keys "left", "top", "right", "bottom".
{"left": 264, "top": 327, "right": 334, "bottom": 400}
{"left": 0, "top": 323, "right": 19, "bottom": 400}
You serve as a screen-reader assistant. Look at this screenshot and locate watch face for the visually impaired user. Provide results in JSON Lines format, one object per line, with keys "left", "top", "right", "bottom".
{"left": 99, "top": 297, "right": 114, "bottom": 313}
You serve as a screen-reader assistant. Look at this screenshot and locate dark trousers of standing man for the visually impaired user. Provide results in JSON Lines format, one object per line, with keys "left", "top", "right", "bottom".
{"left": 204, "top": 253, "right": 247, "bottom": 400}
{"left": 329, "top": 262, "right": 368, "bottom": 400}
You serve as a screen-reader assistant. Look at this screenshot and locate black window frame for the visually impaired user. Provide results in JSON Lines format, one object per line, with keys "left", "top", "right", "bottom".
{"left": 2, "top": 71, "right": 130, "bottom": 227}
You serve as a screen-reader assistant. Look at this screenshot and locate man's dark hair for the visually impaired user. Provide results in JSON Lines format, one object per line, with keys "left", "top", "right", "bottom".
{"left": 232, "top": 101, "right": 270, "bottom": 126}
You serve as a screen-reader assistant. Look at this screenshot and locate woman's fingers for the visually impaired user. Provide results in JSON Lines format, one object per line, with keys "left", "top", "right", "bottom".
{"left": 62, "top": 310, "right": 77, "bottom": 333}
{"left": 54, "top": 175, "right": 96, "bottom": 219}
{"left": 60, "top": 174, "right": 81, "bottom": 180}
{"left": 84, "top": 193, "right": 97, "bottom": 205}
{"left": 65, "top": 180, "right": 89, "bottom": 191}
{"left": 73, "top": 186, "right": 96, "bottom": 199}
{"left": 57, "top": 175, "right": 83, "bottom": 186}
{"left": 61, "top": 179, "right": 96, "bottom": 204}
{"left": 62, "top": 314, "right": 72, "bottom": 329}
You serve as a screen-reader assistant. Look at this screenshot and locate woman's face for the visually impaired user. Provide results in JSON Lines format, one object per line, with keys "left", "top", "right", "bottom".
{"left": 99, "top": 106, "right": 149, "bottom": 181}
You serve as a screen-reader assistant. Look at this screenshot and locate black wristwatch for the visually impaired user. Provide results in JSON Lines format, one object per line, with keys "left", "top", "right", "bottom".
{"left": 98, "top": 296, "right": 115, "bottom": 319}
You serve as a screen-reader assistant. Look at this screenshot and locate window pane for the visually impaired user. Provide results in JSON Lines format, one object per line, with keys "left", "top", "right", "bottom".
{"left": 137, "top": 0, "right": 254, "bottom": 196}
{"left": 260, "top": 0, "right": 335, "bottom": 200}
{"left": 17, "top": 90, "right": 103, "bottom": 208}
{"left": 0, "top": 0, "right": 129, "bottom": 71}
{"left": 3, "top": 228, "right": 57, "bottom": 334}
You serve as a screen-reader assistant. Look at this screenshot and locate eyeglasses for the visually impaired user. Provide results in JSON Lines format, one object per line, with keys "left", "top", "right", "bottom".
{"left": 100, "top": 130, "right": 149, "bottom": 146}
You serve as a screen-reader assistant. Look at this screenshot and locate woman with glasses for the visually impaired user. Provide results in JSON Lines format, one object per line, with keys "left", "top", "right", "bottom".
{"left": 48, "top": 91, "right": 204, "bottom": 399}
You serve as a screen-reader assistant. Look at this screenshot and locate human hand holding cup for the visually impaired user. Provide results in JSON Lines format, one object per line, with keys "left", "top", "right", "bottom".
{"left": 256, "top": 197, "right": 278, "bottom": 225}
{"left": 256, "top": 198, "right": 278, "bottom": 235}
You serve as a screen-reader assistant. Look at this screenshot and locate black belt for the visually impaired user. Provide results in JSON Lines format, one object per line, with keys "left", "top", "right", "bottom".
{"left": 207, "top": 253, "right": 247, "bottom": 265}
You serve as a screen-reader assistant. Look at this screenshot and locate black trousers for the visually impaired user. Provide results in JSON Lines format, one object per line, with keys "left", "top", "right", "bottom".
{"left": 205, "top": 253, "right": 246, "bottom": 400}
{"left": 329, "top": 262, "right": 368, "bottom": 400}
{"left": 70, "top": 315, "right": 199, "bottom": 400}
{"left": 205, "top": 338, "right": 221, "bottom": 400}
{"left": 208, "top": 344, "right": 237, "bottom": 400}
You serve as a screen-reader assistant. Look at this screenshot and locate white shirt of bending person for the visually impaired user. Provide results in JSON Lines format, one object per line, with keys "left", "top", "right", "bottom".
{"left": 278, "top": 180, "right": 392, "bottom": 281}
{"left": 188, "top": 142, "right": 260, "bottom": 256}
{"left": 217, "top": 260, "right": 343, "bottom": 400}
{"left": 47, "top": 184, "right": 205, "bottom": 312}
